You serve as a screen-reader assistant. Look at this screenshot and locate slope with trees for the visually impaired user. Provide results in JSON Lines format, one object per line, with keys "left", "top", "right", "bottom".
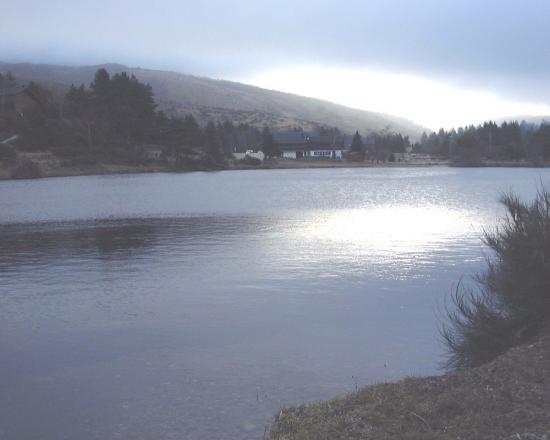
{"left": 0, "top": 61, "right": 427, "bottom": 139}
{"left": 0, "top": 69, "right": 278, "bottom": 178}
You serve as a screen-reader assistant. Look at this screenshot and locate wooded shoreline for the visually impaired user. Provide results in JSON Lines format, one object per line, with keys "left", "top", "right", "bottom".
{"left": 2, "top": 158, "right": 549, "bottom": 181}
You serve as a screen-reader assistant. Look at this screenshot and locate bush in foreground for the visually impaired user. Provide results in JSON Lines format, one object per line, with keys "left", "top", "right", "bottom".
{"left": 442, "top": 186, "right": 550, "bottom": 370}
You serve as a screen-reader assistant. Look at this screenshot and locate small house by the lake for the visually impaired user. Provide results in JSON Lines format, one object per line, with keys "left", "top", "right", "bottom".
{"left": 275, "top": 131, "right": 348, "bottom": 160}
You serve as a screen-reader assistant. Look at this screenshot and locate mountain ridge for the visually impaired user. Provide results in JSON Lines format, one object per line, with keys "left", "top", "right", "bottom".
{"left": 0, "top": 61, "right": 428, "bottom": 138}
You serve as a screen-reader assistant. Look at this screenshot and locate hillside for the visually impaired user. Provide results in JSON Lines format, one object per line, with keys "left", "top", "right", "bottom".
{"left": 0, "top": 62, "right": 427, "bottom": 138}
{"left": 268, "top": 328, "right": 550, "bottom": 440}
{"left": 495, "top": 115, "right": 550, "bottom": 125}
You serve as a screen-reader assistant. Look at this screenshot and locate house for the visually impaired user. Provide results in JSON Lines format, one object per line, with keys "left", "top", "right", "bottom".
{"left": 275, "top": 131, "right": 348, "bottom": 160}
{"left": 274, "top": 131, "right": 308, "bottom": 159}
{"left": 0, "top": 83, "right": 43, "bottom": 117}
{"left": 305, "top": 133, "right": 348, "bottom": 160}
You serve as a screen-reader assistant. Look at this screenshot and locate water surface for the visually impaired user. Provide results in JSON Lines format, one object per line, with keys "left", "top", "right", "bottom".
{"left": 1, "top": 167, "right": 548, "bottom": 439}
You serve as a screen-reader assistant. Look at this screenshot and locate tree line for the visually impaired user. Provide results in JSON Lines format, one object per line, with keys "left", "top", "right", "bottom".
{"left": 415, "top": 121, "right": 550, "bottom": 164}
{"left": 1, "top": 69, "right": 279, "bottom": 169}
{"left": 349, "top": 130, "right": 411, "bottom": 162}
{"left": 5, "top": 68, "right": 550, "bottom": 167}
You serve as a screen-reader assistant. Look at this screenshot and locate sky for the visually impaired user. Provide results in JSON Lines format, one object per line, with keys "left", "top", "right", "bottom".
{"left": 2, "top": 0, "right": 550, "bottom": 130}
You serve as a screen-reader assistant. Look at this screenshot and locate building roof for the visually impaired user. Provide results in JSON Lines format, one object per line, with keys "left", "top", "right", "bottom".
{"left": 274, "top": 130, "right": 352, "bottom": 151}
{"left": 274, "top": 131, "right": 306, "bottom": 146}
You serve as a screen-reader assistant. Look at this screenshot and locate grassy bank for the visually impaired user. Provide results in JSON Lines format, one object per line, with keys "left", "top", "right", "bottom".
{"left": 268, "top": 329, "right": 550, "bottom": 440}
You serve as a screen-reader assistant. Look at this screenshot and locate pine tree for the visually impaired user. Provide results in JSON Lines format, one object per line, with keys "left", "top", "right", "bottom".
{"left": 203, "top": 121, "right": 223, "bottom": 162}
{"left": 64, "top": 84, "right": 90, "bottom": 119}
{"left": 533, "top": 122, "right": 550, "bottom": 161}
{"left": 90, "top": 68, "right": 111, "bottom": 117}
{"left": 351, "top": 130, "right": 363, "bottom": 152}
{"left": 261, "top": 126, "right": 278, "bottom": 158}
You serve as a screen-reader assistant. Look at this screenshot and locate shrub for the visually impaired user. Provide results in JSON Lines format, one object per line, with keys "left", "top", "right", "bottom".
{"left": 11, "top": 160, "right": 42, "bottom": 179}
{"left": 441, "top": 186, "right": 550, "bottom": 370}
{"left": 0, "top": 144, "right": 17, "bottom": 161}
{"left": 239, "top": 155, "right": 262, "bottom": 166}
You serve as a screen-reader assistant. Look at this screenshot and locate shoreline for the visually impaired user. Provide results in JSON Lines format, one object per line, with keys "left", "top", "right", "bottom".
{"left": 268, "top": 329, "right": 550, "bottom": 439}
{"left": 1, "top": 158, "right": 548, "bottom": 181}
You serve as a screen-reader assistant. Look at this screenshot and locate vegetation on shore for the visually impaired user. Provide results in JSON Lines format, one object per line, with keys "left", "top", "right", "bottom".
{"left": 3, "top": 68, "right": 550, "bottom": 181}
{"left": 415, "top": 121, "right": 550, "bottom": 165}
{"left": 0, "top": 69, "right": 280, "bottom": 179}
{"left": 269, "top": 187, "right": 550, "bottom": 439}
{"left": 268, "top": 328, "right": 550, "bottom": 440}
{"left": 442, "top": 187, "right": 550, "bottom": 371}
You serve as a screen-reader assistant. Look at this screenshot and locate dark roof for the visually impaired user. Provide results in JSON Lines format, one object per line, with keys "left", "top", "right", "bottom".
{"left": 275, "top": 131, "right": 352, "bottom": 151}
{"left": 274, "top": 131, "right": 306, "bottom": 145}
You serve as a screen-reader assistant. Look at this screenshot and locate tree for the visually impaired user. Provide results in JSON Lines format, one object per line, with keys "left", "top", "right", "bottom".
{"left": 0, "top": 72, "right": 18, "bottom": 126}
{"left": 351, "top": 130, "right": 363, "bottom": 153}
{"left": 261, "top": 126, "right": 278, "bottom": 158}
{"left": 108, "top": 72, "right": 156, "bottom": 141}
{"left": 202, "top": 121, "right": 224, "bottom": 163}
{"left": 452, "top": 131, "right": 481, "bottom": 164}
{"left": 89, "top": 68, "right": 111, "bottom": 116}
{"left": 64, "top": 84, "right": 90, "bottom": 119}
{"left": 442, "top": 186, "right": 550, "bottom": 370}
{"left": 533, "top": 122, "right": 550, "bottom": 161}
{"left": 182, "top": 115, "right": 200, "bottom": 147}
{"left": 87, "top": 69, "right": 157, "bottom": 142}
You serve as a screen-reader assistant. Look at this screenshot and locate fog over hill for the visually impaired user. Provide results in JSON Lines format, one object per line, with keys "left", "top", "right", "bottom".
{"left": 0, "top": 61, "right": 428, "bottom": 138}
{"left": 494, "top": 115, "right": 550, "bottom": 126}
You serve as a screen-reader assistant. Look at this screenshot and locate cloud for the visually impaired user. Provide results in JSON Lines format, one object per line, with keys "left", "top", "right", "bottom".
{"left": 243, "top": 65, "right": 550, "bottom": 130}
{"left": 2, "top": 0, "right": 550, "bottom": 116}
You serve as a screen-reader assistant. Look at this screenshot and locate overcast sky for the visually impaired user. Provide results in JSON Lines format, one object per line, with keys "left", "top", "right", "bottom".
{"left": 3, "top": 0, "right": 550, "bottom": 129}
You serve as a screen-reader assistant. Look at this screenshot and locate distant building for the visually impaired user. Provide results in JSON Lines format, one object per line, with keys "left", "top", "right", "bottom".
{"left": 232, "top": 149, "right": 265, "bottom": 162}
{"left": 409, "top": 153, "right": 432, "bottom": 162}
{"left": 274, "top": 131, "right": 307, "bottom": 159}
{"left": 275, "top": 131, "right": 348, "bottom": 160}
{"left": 0, "top": 83, "right": 42, "bottom": 116}
{"left": 391, "top": 152, "right": 407, "bottom": 162}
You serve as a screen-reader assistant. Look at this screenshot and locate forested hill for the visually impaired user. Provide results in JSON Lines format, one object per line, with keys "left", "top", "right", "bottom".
{"left": 0, "top": 61, "right": 426, "bottom": 138}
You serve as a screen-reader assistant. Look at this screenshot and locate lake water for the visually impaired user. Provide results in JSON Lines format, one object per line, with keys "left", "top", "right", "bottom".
{"left": 1, "top": 167, "right": 549, "bottom": 440}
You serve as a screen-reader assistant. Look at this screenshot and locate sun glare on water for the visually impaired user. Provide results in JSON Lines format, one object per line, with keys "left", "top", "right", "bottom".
{"left": 302, "top": 205, "right": 475, "bottom": 256}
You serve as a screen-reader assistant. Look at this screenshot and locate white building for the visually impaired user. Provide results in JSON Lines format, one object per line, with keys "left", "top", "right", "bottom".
{"left": 233, "top": 149, "right": 265, "bottom": 161}
{"left": 305, "top": 149, "right": 343, "bottom": 159}
{"left": 275, "top": 131, "right": 348, "bottom": 160}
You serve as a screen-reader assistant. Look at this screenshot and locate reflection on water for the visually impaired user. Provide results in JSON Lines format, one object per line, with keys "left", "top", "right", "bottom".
{"left": 302, "top": 205, "right": 473, "bottom": 256}
{"left": 0, "top": 217, "right": 258, "bottom": 267}
{"left": 1, "top": 167, "right": 549, "bottom": 440}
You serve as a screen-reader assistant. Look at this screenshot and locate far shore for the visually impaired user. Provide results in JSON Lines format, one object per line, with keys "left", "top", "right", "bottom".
{"left": 2, "top": 157, "right": 550, "bottom": 181}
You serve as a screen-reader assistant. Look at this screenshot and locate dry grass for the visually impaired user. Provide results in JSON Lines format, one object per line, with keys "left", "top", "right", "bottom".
{"left": 268, "top": 329, "right": 550, "bottom": 440}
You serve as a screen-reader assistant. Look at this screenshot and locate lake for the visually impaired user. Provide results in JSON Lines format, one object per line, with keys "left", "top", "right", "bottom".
{"left": 1, "top": 167, "right": 548, "bottom": 440}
